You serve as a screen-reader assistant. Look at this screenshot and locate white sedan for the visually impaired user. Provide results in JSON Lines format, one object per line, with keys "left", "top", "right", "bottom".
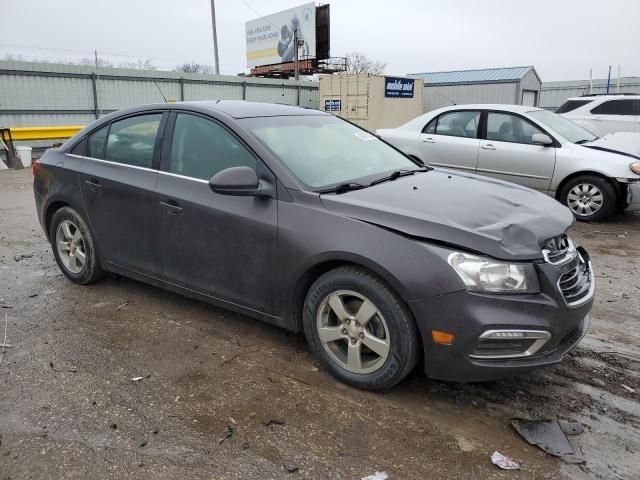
{"left": 377, "top": 104, "right": 640, "bottom": 221}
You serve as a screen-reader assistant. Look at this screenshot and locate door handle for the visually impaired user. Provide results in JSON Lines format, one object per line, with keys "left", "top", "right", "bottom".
{"left": 84, "top": 179, "right": 101, "bottom": 191}
{"left": 481, "top": 144, "right": 496, "bottom": 150}
{"left": 159, "top": 200, "right": 183, "bottom": 215}
{"left": 421, "top": 137, "right": 435, "bottom": 143}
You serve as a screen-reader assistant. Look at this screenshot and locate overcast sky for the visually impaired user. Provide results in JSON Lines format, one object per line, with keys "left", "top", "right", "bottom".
{"left": 1, "top": 0, "right": 638, "bottom": 81}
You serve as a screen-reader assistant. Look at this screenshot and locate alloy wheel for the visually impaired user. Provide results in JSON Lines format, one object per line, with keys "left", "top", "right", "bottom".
{"left": 567, "top": 183, "right": 604, "bottom": 217}
{"left": 56, "top": 220, "right": 87, "bottom": 274}
{"left": 316, "top": 290, "right": 390, "bottom": 374}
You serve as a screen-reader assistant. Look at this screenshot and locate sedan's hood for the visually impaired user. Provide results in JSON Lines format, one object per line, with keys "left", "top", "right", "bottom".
{"left": 320, "top": 169, "right": 574, "bottom": 260}
{"left": 584, "top": 132, "right": 640, "bottom": 159}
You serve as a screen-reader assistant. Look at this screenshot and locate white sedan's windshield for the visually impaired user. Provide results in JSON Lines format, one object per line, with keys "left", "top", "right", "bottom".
{"left": 240, "top": 115, "right": 418, "bottom": 189}
{"left": 527, "top": 109, "right": 598, "bottom": 144}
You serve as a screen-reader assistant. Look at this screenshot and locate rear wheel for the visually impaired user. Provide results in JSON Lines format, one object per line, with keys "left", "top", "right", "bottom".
{"left": 50, "top": 207, "right": 104, "bottom": 284}
{"left": 303, "top": 266, "right": 419, "bottom": 390}
{"left": 559, "top": 175, "right": 617, "bottom": 222}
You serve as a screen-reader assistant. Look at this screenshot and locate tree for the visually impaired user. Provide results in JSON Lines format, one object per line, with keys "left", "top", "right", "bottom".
{"left": 79, "top": 57, "right": 114, "bottom": 68}
{"left": 345, "top": 52, "right": 386, "bottom": 75}
{"left": 173, "top": 62, "right": 214, "bottom": 74}
{"left": 118, "top": 59, "right": 157, "bottom": 70}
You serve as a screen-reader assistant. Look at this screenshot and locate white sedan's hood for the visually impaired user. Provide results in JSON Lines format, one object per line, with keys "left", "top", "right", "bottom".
{"left": 584, "top": 132, "right": 640, "bottom": 158}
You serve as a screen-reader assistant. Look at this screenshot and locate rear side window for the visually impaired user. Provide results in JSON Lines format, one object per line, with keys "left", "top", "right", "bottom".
{"left": 556, "top": 100, "right": 591, "bottom": 114}
{"left": 590, "top": 100, "right": 635, "bottom": 116}
{"left": 105, "top": 114, "right": 162, "bottom": 168}
{"left": 87, "top": 125, "right": 108, "bottom": 159}
{"left": 168, "top": 113, "right": 256, "bottom": 181}
{"left": 425, "top": 111, "right": 480, "bottom": 138}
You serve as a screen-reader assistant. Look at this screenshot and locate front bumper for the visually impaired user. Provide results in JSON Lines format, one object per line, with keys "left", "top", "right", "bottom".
{"left": 409, "top": 248, "right": 593, "bottom": 382}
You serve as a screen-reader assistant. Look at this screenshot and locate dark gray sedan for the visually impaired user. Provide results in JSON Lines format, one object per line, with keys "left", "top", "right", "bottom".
{"left": 33, "top": 101, "right": 594, "bottom": 389}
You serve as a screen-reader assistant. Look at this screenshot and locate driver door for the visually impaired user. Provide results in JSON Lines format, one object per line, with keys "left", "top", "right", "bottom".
{"left": 155, "top": 112, "right": 278, "bottom": 314}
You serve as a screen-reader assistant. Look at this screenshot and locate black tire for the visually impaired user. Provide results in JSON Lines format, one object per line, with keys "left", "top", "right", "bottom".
{"left": 559, "top": 174, "right": 617, "bottom": 222}
{"left": 50, "top": 206, "right": 104, "bottom": 284}
{"left": 303, "top": 266, "right": 419, "bottom": 390}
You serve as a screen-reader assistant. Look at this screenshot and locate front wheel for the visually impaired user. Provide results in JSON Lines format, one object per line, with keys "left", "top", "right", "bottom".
{"left": 559, "top": 175, "right": 617, "bottom": 222}
{"left": 303, "top": 266, "right": 419, "bottom": 390}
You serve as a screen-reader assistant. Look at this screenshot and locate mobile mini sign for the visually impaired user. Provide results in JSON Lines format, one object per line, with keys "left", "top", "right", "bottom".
{"left": 245, "top": 3, "right": 316, "bottom": 68}
{"left": 384, "top": 77, "right": 415, "bottom": 98}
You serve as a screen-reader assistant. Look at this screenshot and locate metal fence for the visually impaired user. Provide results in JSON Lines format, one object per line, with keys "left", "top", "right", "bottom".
{"left": 0, "top": 60, "right": 320, "bottom": 129}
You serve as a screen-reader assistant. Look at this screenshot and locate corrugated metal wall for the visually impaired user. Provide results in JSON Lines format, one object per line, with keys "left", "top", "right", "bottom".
{"left": 423, "top": 83, "right": 517, "bottom": 112}
{"left": 0, "top": 60, "right": 319, "bottom": 128}
{"left": 539, "top": 77, "right": 640, "bottom": 110}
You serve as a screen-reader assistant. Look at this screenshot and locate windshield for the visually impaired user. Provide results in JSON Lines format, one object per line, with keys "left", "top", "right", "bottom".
{"left": 527, "top": 109, "right": 598, "bottom": 144}
{"left": 239, "top": 115, "right": 418, "bottom": 189}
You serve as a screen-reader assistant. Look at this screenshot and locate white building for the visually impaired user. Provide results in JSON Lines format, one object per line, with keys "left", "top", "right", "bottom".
{"left": 409, "top": 66, "right": 542, "bottom": 113}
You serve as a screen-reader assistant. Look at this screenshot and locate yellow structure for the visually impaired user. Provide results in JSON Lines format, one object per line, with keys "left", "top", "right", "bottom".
{"left": 8, "top": 126, "right": 84, "bottom": 141}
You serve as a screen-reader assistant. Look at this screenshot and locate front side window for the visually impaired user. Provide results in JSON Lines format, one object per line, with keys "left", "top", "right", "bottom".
{"left": 104, "top": 114, "right": 162, "bottom": 168}
{"left": 240, "top": 115, "right": 417, "bottom": 189}
{"left": 432, "top": 111, "right": 480, "bottom": 138}
{"left": 169, "top": 113, "right": 256, "bottom": 181}
{"left": 87, "top": 125, "right": 108, "bottom": 159}
{"left": 486, "top": 112, "right": 543, "bottom": 145}
{"left": 590, "top": 99, "right": 635, "bottom": 116}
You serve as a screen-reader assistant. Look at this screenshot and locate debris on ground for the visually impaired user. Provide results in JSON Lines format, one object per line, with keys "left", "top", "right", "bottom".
{"left": 139, "top": 440, "right": 147, "bottom": 447}
{"left": 116, "top": 301, "right": 129, "bottom": 311}
{"left": 621, "top": 384, "right": 635, "bottom": 394}
{"left": 130, "top": 376, "right": 143, "bottom": 382}
{"left": 110, "top": 423, "right": 117, "bottom": 430}
{"left": 490, "top": 451, "right": 520, "bottom": 470}
{"left": 218, "top": 425, "right": 234, "bottom": 444}
{"left": 283, "top": 463, "right": 299, "bottom": 473}
{"left": 361, "top": 472, "right": 388, "bottom": 480}
{"left": 262, "top": 418, "right": 286, "bottom": 427}
{"left": 511, "top": 418, "right": 585, "bottom": 463}
{"left": 13, "top": 254, "right": 33, "bottom": 262}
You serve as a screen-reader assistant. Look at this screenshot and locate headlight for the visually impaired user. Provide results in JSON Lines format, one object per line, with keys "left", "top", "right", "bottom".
{"left": 429, "top": 246, "right": 540, "bottom": 294}
{"left": 630, "top": 161, "right": 640, "bottom": 175}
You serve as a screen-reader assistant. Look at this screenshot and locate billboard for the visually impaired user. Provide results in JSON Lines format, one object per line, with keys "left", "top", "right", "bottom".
{"left": 246, "top": 2, "right": 316, "bottom": 68}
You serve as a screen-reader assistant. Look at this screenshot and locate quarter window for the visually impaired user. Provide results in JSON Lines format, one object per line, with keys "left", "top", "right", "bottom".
{"left": 590, "top": 99, "right": 635, "bottom": 116}
{"left": 425, "top": 111, "right": 480, "bottom": 138}
{"left": 87, "top": 125, "right": 108, "bottom": 159}
{"left": 486, "top": 112, "right": 544, "bottom": 145}
{"left": 556, "top": 100, "right": 591, "bottom": 114}
{"left": 104, "top": 114, "right": 162, "bottom": 168}
{"left": 169, "top": 113, "right": 256, "bottom": 181}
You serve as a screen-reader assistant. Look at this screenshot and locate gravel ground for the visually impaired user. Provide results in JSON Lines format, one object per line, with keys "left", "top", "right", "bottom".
{"left": 1, "top": 168, "right": 638, "bottom": 480}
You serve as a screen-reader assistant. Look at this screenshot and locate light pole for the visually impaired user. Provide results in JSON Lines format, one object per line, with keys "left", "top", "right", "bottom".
{"left": 210, "top": 0, "right": 220, "bottom": 75}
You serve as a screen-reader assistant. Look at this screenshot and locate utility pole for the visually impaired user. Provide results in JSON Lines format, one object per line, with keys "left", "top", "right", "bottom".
{"left": 210, "top": 0, "right": 220, "bottom": 75}
{"left": 293, "top": 29, "right": 299, "bottom": 80}
{"left": 606, "top": 65, "right": 611, "bottom": 94}
{"left": 94, "top": 49, "right": 102, "bottom": 116}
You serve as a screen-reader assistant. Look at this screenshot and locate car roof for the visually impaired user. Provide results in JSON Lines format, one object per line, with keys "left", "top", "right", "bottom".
{"left": 179, "top": 100, "right": 327, "bottom": 118}
{"left": 566, "top": 94, "right": 640, "bottom": 101}
{"left": 432, "top": 104, "right": 542, "bottom": 113}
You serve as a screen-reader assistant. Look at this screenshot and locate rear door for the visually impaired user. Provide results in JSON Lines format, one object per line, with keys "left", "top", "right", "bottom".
{"left": 155, "top": 111, "right": 278, "bottom": 314}
{"left": 588, "top": 99, "right": 636, "bottom": 134}
{"left": 476, "top": 111, "right": 556, "bottom": 192}
{"left": 76, "top": 112, "right": 167, "bottom": 275}
{"left": 418, "top": 110, "right": 481, "bottom": 172}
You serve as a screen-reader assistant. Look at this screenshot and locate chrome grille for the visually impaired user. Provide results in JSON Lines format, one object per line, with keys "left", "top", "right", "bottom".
{"left": 542, "top": 234, "right": 575, "bottom": 265}
{"left": 558, "top": 250, "right": 593, "bottom": 306}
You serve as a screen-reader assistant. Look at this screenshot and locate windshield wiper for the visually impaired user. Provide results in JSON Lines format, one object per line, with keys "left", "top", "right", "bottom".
{"left": 575, "top": 138, "right": 595, "bottom": 144}
{"left": 369, "top": 167, "right": 430, "bottom": 186}
{"left": 318, "top": 182, "right": 368, "bottom": 195}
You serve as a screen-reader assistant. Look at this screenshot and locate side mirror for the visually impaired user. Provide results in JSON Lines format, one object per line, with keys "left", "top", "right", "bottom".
{"left": 209, "top": 166, "right": 261, "bottom": 196}
{"left": 532, "top": 133, "right": 553, "bottom": 146}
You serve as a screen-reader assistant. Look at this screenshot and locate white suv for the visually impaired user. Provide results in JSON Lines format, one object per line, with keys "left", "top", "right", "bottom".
{"left": 557, "top": 94, "right": 640, "bottom": 136}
